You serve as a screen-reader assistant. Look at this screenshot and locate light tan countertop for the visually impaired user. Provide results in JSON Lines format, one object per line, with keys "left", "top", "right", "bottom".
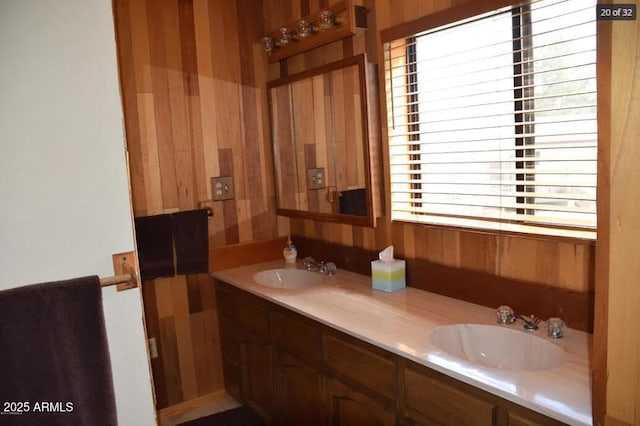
{"left": 212, "top": 259, "right": 592, "bottom": 426}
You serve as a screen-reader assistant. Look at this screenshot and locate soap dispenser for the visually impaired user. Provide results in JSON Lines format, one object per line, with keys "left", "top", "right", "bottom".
{"left": 283, "top": 236, "right": 297, "bottom": 264}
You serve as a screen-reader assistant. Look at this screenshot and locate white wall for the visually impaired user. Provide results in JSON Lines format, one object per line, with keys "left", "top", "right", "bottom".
{"left": 0, "top": 0, "right": 156, "bottom": 424}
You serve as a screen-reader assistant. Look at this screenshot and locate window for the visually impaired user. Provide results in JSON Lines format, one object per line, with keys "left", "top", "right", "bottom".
{"left": 383, "top": 0, "right": 597, "bottom": 239}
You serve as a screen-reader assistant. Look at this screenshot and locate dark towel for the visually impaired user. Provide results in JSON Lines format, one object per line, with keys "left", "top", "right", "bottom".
{"left": 135, "top": 214, "right": 175, "bottom": 280}
{"left": 338, "top": 188, "right": 367, "bottom": 216}
{"left": 172, "top": 209, "right": 209, "bottom": 275}
{"left": 0, "top": 276, "right": 117, "bottom": 426}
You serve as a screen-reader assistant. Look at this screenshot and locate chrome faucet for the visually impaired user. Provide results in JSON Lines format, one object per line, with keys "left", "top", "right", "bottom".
{"left": 302, "top": 257, "right": 336, "bottom": 275}
{"left": 496, "top": 306, "right": 540, "bottom": 330}
{"left": 517, "top": 314, "right": 541, "bottom": 331}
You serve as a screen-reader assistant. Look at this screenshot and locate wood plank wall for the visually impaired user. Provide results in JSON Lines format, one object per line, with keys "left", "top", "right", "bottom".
{"left": 114, "top": 0, "right": 601, "bottom": 411}
{"left": 113, "top": 0, "right": 279, "bottom": 408}
{"left": 601, "top": 12, "right": 640, "bottom": 426}
{"left": 275, "top": 0, "right": 595, "bottom": 295}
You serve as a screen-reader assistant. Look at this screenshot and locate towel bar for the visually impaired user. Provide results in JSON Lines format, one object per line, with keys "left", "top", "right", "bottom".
{"left": 100, "top": 273, "right": 136, "bottom": 287}
{"left": 101, "top": 251, "right": 139, "bottom": 291}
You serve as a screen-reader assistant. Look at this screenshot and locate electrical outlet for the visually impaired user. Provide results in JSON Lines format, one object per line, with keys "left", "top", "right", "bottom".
{"left": 211, "top": 176, "right": 234, "bottom": 201}
{"left": 307, "top": 167, "right": 325, "bottom": 190}
{"left": 148, "top": 337, "right": 158, "bottom": 359}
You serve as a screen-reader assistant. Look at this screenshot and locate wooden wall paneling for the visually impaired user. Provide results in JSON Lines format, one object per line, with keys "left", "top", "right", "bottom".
{"left": 147, "top": 0, "right": 180, "bottom": 211}
{"left": 170, "top": 275, "right": 198, "bottom": 401}
{"left": 605, "top": 13, "right": 640, "bottom": 425}
{"left": 114, "top": 0, "right": 147, "bottom": 215}
{"left": 293, "top": 235, "right": 594, "bottom": 331}
{"left": 115, "top": 0, "right": 281, "bottom": 413}
{"left": 178, "top": 1, "right": 199, "bottom": 97}
{"left": 189, "top": 311, "right": 213, "bottom": 396}
{"left": 155, "top": 277, "right": 175, "bottom": 318}
{"left": 159, "top": 315, "right": 183, "bottom": 406}
{"left": 186, "top": 94, "right": 208, "bottom": 202}
{"left": 219, "top": 148, "right": 240, "bottom": 244}
{"left": 593, "top": 13, "right": 612, "bottom": 426}
{"left": 558, "top": 241, "right": 594, "bottom": 293}
{"left": 165, "top": 0, "right": 198, "bottom": 211}
{"left": 189, "top": 305, "right": 224, "bottom": 396}
{"left": 209, "top": 236, "right": 288, "bottom": 272}
{"left": 459, "top": 231, "right": 497, "bottom": 275}
{"left": 141, "top": 279, "right": 164, "bottom": 407}
{"left": 193, "top": 0, "right": 220, "bottom": 184}
{"left": 237, "top": 0, "right": 271, "bottom": 236}
{"left": 137, "top": 93, "right": 163, "bottom": 215}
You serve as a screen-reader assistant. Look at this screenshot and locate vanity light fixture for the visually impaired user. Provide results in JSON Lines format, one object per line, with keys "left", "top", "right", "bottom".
{"left": 296, "top": 19, "right": 312, "bottom": 38}
{"left": 278, "top": 27, "right": 293, "bottom": 45}
{"left": 318, "top": 10, "right": 336, "bottom": 29}
{"left": 262, "top": 36, "right": 275, "bottom": 55}
{"left": 261, "top": 2, "right": 367, "bottom": 61}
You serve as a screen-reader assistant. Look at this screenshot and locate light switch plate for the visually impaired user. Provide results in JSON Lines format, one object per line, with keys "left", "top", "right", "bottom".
{"left": 307, "top": 167, "right": 325, "bottom": 190}
{"left": 211, "top": 176, "right": 234, "bottom": 201}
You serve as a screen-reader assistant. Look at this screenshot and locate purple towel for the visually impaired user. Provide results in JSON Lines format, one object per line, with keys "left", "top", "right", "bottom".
{"left": 135, "top": 213, "right": 175, "bottom": 280}
{"left": 0, "top": 276, "right": 117, "bottom": 426}
{"left": 172, "top": 209, "right": 209, "bottom": 275}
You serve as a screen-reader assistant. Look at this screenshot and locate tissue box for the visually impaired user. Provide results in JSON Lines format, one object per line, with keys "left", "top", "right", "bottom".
{"left": 371, "top": 260, "right": 406, "bottom": 292}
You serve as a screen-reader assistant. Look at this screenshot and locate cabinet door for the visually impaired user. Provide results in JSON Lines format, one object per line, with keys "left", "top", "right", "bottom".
{"left": 327, "top": 378, "right": 396, "bottom": 426}
{"left": 403, "top": 367, "right": 497, "bottom": 426}
{"left": 241, "top": 334, "right": 275, "bottom": 423}
{"left": 277, "top": 350, "right": 325, "bottom": 426}
{"left": 218, "top": 317, "right": 242, "bottom": 401}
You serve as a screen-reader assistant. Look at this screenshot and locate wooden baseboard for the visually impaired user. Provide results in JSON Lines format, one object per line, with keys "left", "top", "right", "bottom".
{"left": 157, "top": 390, "right": 240, "bottom": 426}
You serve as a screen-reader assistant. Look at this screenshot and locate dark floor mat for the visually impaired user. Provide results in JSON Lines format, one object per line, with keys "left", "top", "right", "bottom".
{"left": 178, "top": 407, "right": 266, "bottom": 426}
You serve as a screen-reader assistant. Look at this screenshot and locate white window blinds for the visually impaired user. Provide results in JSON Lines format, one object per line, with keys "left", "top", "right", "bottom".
{"left": 383, "top": 0, "right": 597, "bottom": 239}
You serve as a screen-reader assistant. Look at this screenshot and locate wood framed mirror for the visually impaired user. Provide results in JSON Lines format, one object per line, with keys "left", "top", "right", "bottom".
{"left": 268, "top": 54, "right": 379, "bottom": 226}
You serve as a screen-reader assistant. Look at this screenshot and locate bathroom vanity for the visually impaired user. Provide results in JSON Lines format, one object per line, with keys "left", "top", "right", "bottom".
{"left": 212, "top": 260, "right": 591, "bottom": 426}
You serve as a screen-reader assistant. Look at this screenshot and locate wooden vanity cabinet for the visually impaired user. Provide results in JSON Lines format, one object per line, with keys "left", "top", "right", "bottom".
{"left": 215, "top": 281, "right": 275, "bottom": 422}
{"left": 214, "top": 280, "right": 569, "bottom": 426}
{"left": 270, "top": 308, "right": 325, "bottom": 425}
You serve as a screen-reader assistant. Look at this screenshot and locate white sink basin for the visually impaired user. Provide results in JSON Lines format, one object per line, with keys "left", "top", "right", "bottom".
{"left": 252, "top": 268, "right": 323, "bottom": 289}
{"left": 429, "top": 324, "right": 565, "bottom": 371}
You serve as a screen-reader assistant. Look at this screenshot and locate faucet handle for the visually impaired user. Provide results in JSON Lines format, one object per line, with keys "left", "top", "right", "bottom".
{"left": 546, "top": 317, "right": 566, "bottom": 338}
{"left": 302, "top": 257, "right": 315, "bottom": 268}
{"left": 518, "top": 314, "right": 541, "bottom": 330}
{"left": 325, "top": 262, "right": 337, "bottom": 275}
{"left": 496, "top": 305, "right": 515, "bottom": 325}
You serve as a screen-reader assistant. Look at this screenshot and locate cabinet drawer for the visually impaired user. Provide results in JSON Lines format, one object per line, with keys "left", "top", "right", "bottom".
{"left": 323, "top": 334, "right": 395, "bottom": 401}
{"left": 271, "top": 309, "right": 323, "bottom": 365}
{"left": 404, "top": 367, "right": 497, "bottom": 426}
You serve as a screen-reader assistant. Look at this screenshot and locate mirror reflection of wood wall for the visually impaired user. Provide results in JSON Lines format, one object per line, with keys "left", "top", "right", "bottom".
{"left": 268, "top": 55, "right": 374, "bottom": 224}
